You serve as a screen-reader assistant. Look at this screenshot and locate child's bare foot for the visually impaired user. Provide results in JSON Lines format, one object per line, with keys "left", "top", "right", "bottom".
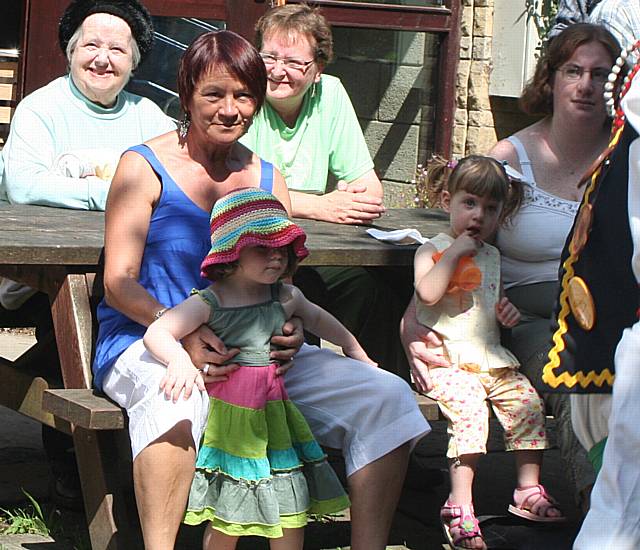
{"left": 440, "top": 501, "right": 487, "bottom": 550}
{"left": 508, "top": 485, "right": 567, "bottom": 522}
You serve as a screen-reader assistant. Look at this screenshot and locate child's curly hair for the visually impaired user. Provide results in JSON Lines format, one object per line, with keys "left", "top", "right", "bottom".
{"left": 415, "top": 154, "right": 523, "bottom": 225}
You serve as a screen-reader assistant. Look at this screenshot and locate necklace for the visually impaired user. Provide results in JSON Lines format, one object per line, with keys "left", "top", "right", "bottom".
{"left": 604, "top": 39, "right": 640, "bottom": 128}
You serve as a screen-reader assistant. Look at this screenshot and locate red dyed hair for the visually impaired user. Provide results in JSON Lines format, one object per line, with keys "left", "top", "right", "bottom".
{"left": 177, "top": 30, "right": 267, "bottom": 115}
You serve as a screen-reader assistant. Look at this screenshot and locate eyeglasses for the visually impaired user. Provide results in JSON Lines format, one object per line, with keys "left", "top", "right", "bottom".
{"left": 558, "top": 65, "right": 609, "bottom": 85}
{"left": 259, "top": 52, "right": 315, "bottom": 71}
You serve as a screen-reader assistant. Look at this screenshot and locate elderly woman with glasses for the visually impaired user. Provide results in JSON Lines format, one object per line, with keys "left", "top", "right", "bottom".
{"left": 240, "top": 2, "right": 413, "bottom": 390}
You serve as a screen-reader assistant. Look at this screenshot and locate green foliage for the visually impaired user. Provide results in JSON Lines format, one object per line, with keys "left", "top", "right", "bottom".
{"left": 0, "top": 489, "right": 59, "bottom": 537}
{"left": 524, "top": 0, "right": 560, "bottom": 48}
{"left": 0, "top": 490, "right": 90, "bottom": 549}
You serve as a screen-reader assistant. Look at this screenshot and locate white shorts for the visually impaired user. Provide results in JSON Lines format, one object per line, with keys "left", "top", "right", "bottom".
{"left": 103, "top": 340, "right": 431, "bottom": 475}
{"left": 284, "top": 344, "right": 431, "bottom": 476}
{"left": 102, "top": 339, "right": 210, "bottom": 461}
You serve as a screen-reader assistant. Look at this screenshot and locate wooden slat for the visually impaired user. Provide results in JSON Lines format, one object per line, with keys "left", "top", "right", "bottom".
{"left": 0, "top": 61, "right": 17, "bottom": 80}
{"left": 0, "top": 105, "right": 13, "bottom": 124}
{"left": 0, "top": 204, "right": 449, "bottom": 268}
{"left": 51, "top": 274, "right": 95, "bottom": 389}
{"left": 43, "top": 389, "right": 125, "bottom": 430}
{"left": 73, "top": 427, "right": 135, "bottom": 550}
{"left": 0, "top": 358, "right": 70, "bottom": 432}
{"left": 0, "top": 83, "right": 15, "bottom": 101}
{"left": 414, "top": 392, "right": 441, "bottom": 421}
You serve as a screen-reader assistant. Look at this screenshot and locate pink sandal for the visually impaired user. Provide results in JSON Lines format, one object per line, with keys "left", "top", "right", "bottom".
{"left": 508, "top": 485, "right": 567, "bottom": 523}
{"left": 440, "top": 501, "right": 487, "bottom": 550}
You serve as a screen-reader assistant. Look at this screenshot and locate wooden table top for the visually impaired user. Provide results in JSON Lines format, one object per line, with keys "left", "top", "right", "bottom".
{"left": 0, "top": 202, "right": 449, "bottom": 267}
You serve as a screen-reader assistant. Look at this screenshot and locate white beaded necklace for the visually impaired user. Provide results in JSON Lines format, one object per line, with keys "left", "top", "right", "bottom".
{"left": 603, "top": 40, "right": 640, "bottom": 127}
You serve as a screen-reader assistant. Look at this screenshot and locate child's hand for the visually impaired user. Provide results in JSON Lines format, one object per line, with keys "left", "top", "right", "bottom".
{"left": 448, "top": 231, "right": 481, "bottom": 259}
{"left": 160, "top": 355, "right": 206, "bottom": 403}
{"left": 343, "top": 344, "right": 378, "bottom": 367}
{"left": 496, "top": 297, "right": 520, "bottom": 328}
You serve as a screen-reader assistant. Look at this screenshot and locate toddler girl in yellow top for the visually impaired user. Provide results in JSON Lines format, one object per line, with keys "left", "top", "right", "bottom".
{"left": 414, "top": 155, "right": 565, "bottom": 550}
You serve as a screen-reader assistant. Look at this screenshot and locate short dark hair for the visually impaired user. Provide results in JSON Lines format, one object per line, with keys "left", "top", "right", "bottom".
{"left": 177, "top": 30, "right": 267, "bottom": 116}
{"left": 255, "top": 3, "right": 333, "bottom": 67}
{"left": 519, "top": 23, "right": 620, "bottom": 116}
{"left": 205, "top": 245, "right": 301, "bottom": 282}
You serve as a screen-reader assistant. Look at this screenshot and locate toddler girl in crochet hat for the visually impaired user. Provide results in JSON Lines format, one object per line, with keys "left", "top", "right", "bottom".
{"left": 144, "top": 187, "right": 374, "bottom": 548}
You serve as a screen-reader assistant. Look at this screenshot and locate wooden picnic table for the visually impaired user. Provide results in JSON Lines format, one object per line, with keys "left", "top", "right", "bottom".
{"left": 0, "top": 201, "right": 449, "bottom": 549}
{"left": 0, "top": 201, "right": 449, "bottom": 267}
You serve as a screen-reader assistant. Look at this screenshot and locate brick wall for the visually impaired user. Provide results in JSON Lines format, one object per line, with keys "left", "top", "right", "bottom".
{"left": 328, "top": 3, "right": 537, "bottom": 206}
{"left": 457, "top": 0, "right": 542, "bottom": 154}
{"left": 328, "top": 27, "right": 439, "bottom": 207}
{"left": 455, "top": 0, "right": 498, "bottom": 156}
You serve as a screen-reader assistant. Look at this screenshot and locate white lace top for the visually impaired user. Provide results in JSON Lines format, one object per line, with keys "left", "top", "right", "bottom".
{"left": 496, "top": 136, "right": 580, "bottom": 289}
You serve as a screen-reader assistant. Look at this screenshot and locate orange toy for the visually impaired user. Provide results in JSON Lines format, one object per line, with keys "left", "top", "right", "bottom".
{"left": 432, "top": 251, "right": 482, "bottom": 293}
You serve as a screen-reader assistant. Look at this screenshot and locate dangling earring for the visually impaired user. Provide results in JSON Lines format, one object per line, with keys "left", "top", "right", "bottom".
{"left": 241, "top": 116, "right": 252, "bottom": 136}
{"left": 179, "top": 113, "right": 191, "bottom": 140}
{"left": 311, "top": 82, "right": 317, "bottom": 98}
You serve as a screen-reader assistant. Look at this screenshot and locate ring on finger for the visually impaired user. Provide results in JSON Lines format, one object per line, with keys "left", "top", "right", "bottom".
{"left": 203, "top": 363, "right": 211, "bottom": 376}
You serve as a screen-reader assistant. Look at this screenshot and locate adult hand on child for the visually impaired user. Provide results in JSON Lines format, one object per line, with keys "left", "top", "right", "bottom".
{"left": 182, "top": 324, "right": 240, "bottom": 383}
{"left": 496, "top": 297, "right": 521, "bottom": 328}
{"left": 271, "top": 316, "right": 304, "bottom": 375}
{"left": 400, "top": 301, "right": 450, "bottom": 393}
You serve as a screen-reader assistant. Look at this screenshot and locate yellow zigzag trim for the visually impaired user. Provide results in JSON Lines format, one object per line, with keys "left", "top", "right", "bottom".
{"left": 542, "top": 126, "right": 623, "bottom": 389}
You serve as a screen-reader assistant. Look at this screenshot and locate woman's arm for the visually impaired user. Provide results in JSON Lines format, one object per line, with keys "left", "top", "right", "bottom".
{"left": 336, "top": 170, "right": 384, "bottom": 200}
{"left": 281, "top": 284, "right": 376, "bottom": 365}
{"left": 338, "top": 169, "right": 384, "bottom": 199}
{"left": 143, "top": 296, "right": 210, "bottom": 401}
{"left": 289, "top": 186, "right": 384, "bottom": 224}
{"left": 3, "top": 103, "right": 109, "bottom": 210}
{"left": 102, "top": 151, "right": 165, "bottom": 325}
{"left": 271, "top": 167, "right": 293, "bottom": 215}
{"left": 487, "top": 137, "right": 521, "bottom": 170}
{"left": 399, "top": 300, "right": 449, "bottom": 393}
{"left": 289, "top": 78, "right": 385, "bottom": 224}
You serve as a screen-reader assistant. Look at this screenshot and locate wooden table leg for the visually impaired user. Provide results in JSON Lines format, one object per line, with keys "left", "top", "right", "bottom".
{"left": 50, "top": 273, "right": 93, "bottom": 389}
{"left": 50, "top": 273, "right": 142, "bottom": 550}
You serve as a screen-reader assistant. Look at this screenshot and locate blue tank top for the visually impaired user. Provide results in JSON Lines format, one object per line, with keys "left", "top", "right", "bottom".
{"left": 92, "top": 144, "right": 275, "bottom": 390}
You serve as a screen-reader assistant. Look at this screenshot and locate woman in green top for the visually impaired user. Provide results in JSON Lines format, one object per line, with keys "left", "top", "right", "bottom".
{"left": 241, "top": 3, "right": 412, "bottom": 379}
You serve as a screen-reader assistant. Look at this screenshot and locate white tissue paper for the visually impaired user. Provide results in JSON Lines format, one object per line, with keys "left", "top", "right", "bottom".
{"left": 366, "top": 228, "right": 428, "bottom": 245}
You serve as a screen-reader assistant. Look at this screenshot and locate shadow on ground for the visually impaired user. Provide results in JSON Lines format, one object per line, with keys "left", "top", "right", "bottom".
{"left": 0, "top": 406, "right": 580, "bottom": 549}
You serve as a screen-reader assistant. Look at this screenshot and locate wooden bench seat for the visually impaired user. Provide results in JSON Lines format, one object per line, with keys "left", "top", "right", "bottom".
{"left": 42, "top": 389, "right": 125, "bottom": 431}
{"left": 41, "top": 388, "right": 443, "bottom": 430}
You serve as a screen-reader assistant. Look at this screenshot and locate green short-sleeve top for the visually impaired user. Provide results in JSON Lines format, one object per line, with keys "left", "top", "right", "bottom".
{"left": 193, "top": 284, "right": 286, "bottom": 367}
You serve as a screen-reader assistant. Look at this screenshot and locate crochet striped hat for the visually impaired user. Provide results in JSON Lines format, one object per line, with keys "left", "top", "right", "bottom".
{"left": 200, "top": 188, "right": 309, "bottom": 278}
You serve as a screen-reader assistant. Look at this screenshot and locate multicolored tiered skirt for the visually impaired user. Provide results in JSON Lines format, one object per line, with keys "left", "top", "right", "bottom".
{"left": 183, "top": 364, "right": 350, "bottom": 538}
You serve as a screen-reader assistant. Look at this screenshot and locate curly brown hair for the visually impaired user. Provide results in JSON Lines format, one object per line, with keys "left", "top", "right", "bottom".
{"left": 519, "top": 23, "right": 620, "bottom": 116}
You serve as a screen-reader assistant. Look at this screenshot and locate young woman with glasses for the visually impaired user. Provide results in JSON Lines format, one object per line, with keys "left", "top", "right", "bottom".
{"left": 486, "top": 22, "right": 621, "bottom": 516}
